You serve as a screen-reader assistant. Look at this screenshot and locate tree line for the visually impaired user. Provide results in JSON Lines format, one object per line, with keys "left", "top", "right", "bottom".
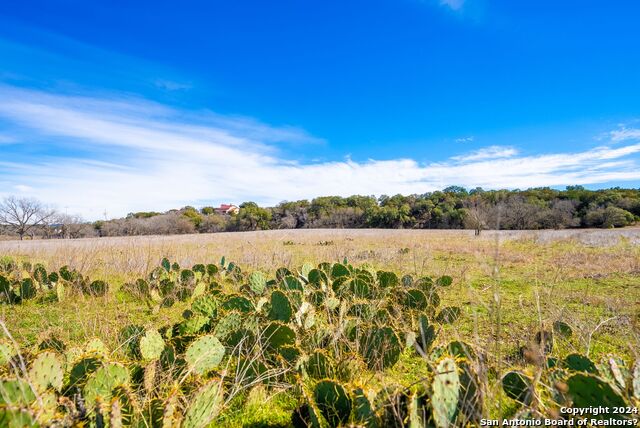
{"left": 1, "top": 186, "right": 638, "bottom": 239}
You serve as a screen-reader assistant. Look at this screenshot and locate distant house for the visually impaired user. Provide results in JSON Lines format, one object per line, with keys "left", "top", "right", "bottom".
{"left": 214, "top": 204, "right": 240, "bottom": 215}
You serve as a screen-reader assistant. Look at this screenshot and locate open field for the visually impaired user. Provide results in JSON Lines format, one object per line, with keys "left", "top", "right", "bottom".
{"left": 1, "top": 228, "right": 639, "bottom": 426}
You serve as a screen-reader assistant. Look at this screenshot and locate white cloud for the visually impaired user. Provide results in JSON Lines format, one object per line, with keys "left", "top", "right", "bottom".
{"left": 455, "top": 136, "right": 474, "bottom": 143}
{"left": 0, "top": 85, "right": 639, "bottom": 219}
{"left": 440, "top": 0, "right": 465, "bottom": 11}
{"left": 610, "top": 127, "right": 640, "bottom": 143}
{"left": 451, "top": 145, "right": 518, "bottom": 162}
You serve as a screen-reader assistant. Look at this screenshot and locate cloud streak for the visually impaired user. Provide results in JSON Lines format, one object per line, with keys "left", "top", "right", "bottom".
{"left": 0, "top": 85, "right": 639, "bottom": 219}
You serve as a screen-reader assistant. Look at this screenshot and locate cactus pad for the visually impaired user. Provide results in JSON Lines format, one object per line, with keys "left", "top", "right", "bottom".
{"left": 359, "top": 326, "right": 402, "bottom": 370}
{"left": 268, "top": 290, "right": 292, "bottom": 322}
{"left": 501, "top": 371, "right": 533, "bottom": 404}
{"left": 185, "top": 334, "right": 225, "bottom": 376}
{"left": 83, "top": 363, "right": 130, "bottom": 407}
{"left": 563, "top": 353, "right": 598, "bottom": 374}
{"left": 566, "top": 373, "right": 627, "bottom": 419}
{"left": 140, "top": 329, "right": 165, "bottom": 361}
{"left": 29, "top": 351, "right": 64, "bottom": 392}
{"left": 432, "top": 357, "right": 460, "bottom": 428}
{"left": 306, "top": 349, "right": 333, "bottom": 379}
{"left": 183, "top": 379, "right": 224, "bottom": 428}
{"left": 248, "top": 271, "right": 267, "bottom": 295}
{"left": 263, "top": 322, "right": 296, "bottom": 351}
{"left": 313, "top": 379, "right": 352, "bottom": 427}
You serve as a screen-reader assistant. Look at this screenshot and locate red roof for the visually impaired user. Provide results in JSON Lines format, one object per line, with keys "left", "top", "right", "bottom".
{"left": 219, "top": 204, "right": 234, "bottom": 210}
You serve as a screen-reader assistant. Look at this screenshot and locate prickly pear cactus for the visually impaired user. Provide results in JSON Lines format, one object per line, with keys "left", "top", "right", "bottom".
{"left": 29, "top": 351, "right": 64, "bottom": 392}
{"left": 306, "top": 349, "right": 334, "bottom": 379}
{"left": 248, "top": 271, "right": 267, "bottom": 295}
{"left": 83, "top": 363, "right": 130, "bottom": 408}
{"left": 263, "top": 321, "right": 296, "bottom": 351}
{"left": 139, "top": 329, "right": 165, "bottom": 361}
{"left": 19, "top": 278, "right": 36, "bottom": 300}
{"left": 435, "top": 306, "right": 461, "bottom": 324}
{"left": 563, "top": 353, "right": 598, "bottom": 374}
{"left": 566, "top": 373, "right": 627, "bottom": 419}
{"left": 552, "top": 320, "right": 573, "bottom": 338}
{"left": 185, "top": 334, "right": 225, "bottom": 376}
{"left": 501, "top": 371, "right": 533, "bottom": 404}
{"left": 416, "top": 314, "right": 436, "bottom": 352}
{"left": 353, "top": 387, "right": 377, "bottom": 427}
{"left": 313, "top": 379, "right": 352, "bottom": 427}
{"left": 0, "top": 339, "right": 17, "bottom": 366}
{"left": 268, "top": 290, "right": 292, "bottom": 322}
{"left": 191, "top": 295, "right": 218, "bottom": 318}
{"left": 214, "top": 311, "right": 243, "bottom": 341}
{"left": 0, "top": 379, "right": 36, "bottom": 406}
{"left": 183, "top": 379, "right": 224, "bottom": 428}
{"left": 0, "top": 408, "right": 37, "bottom": 427}
{"left": 86, "top": 280, "right": 108, "bottom": 296}
{"left": 432, "top": 357, "right": 460, "bottom": 428}
{"left": 66, "top": 356, "right": 102, "bottom": 393}
{"left": 359, "top": 326, "right": 401, "bottom": 370}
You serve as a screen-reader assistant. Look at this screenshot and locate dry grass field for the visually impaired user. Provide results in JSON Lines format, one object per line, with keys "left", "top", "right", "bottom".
{"left": 1, "top": 228, "right": 639, "bottom": 425}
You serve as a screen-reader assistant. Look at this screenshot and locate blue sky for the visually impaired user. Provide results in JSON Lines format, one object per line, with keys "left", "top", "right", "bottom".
{"left": 1, "top": 0, "right": 639, "bottom": 218}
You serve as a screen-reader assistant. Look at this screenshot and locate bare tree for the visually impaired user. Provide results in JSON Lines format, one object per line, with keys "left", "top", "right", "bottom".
{"left": 0, "top": 196, "right": 57, "bottom": 240}
{"left": 463, "top": 196, "right": 490, "bottom": 235}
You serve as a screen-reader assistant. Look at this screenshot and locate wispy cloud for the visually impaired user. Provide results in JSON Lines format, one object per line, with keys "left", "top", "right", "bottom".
{"left": 440, "top": 0, "right": 465, "bottom": 11}
{"left": 455, "top": 136, "right": 474, "bottom": 143}
{"left": 0, "top": 85, "right": 639, "bottom": 219}
{"left": 610, "top": 127, "right": 640, "bottom": 143}
{"left": 451, "top": 145, "right": 518, "bottom": 162}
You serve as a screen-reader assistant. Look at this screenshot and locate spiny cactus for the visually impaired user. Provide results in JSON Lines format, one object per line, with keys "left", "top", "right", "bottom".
{"left": 85, "top": 280, "right": 108, "bottom": 297}
{"left": 435, "top": 306, "right": 461, "bottom": 324}
{"left": 66, "top": 356, "right": 103, "bottom": 393}
{"left": 84, "top": 338, "right": 109, "bottom": 358}
{"left": 0, "top": 379, "right": 36, "bottom": 406}
{"left": 359, "top": 326, "right": 401, "bottom": 370}
{"left": 139, "top": 329, "right": 165, "bottom": 361}
{"left": 29, "top": 351, "right": 64, "bottom": 392}
{"left": 83, "top": 363, "right": 130, "bottom": 408}
{"left": 0, "top": 408, "right": 38, "bottom": 427}
{"left": 308, "top": 269, "right": 329, "bottom": 288}
{"left": 248, "top": 271, "right": 267, "bottom": 295}
{"left": 222, "top": 294, "right": 255, "bottom": 313}
{"left": 563, "top": 353, "right": 598, "bottom": 374}
{"left": 552, "top": 320, "right": 573, "bottom": 338}
{"left": 404, "top": 288, "right": 428, "bottom": 310}
{"left": 0, "top": 339, "right": 17, "bottom": 366}
{"left": 185, "top": 334, "right": 225, "bottom": 376}
{"left": 213, "top": 311, "right": 243, "bottom": 342}
{"left": 352, "top": 387, "right": 377, "bottom": 427}
{"left": 306, "top": 349, "right": 334, "bottom": 379}
{"left": 566, "top": 373, "right": 628, "bottom": 419}
{"left": 432, "top": 357, "right": 460, "bottom": 428}
{"left": 191, "top": 294, "right": 218, "bottom": 318}
{"left": 183, "top": 379, "right": 224, "bottom": 428}
{"left": 161, "top": 258, "right": 171, "bottom": 273}
{"left": 313, "top": 379, "right": 352, "bottom": 427}
{"left": 268, "top": 290, "right": 293, "bottom": 323}
{"left": 19, "top": 278, "right": 36, "bottom": 300}
{"left": 177, "top": 314, "right": 209, "bottom": 336}
{"left": 501, "top": 371, "right": 533, "bottom": 404}
{"left": 263, "top": 321, "right": 296, "bottom": 351}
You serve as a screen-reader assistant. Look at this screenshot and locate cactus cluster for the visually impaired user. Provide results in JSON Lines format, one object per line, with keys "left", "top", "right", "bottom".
{"left": 0, "top": 261, "right": 111, "bottom": 304}
{"left": 1, "top": 256, "right": 637, "bottom": 426}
